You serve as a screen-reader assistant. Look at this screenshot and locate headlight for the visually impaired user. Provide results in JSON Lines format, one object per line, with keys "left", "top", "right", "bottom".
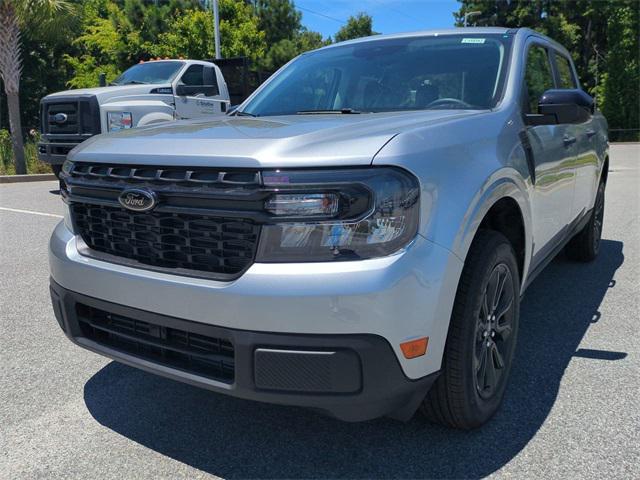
{"left": 61, "top": 159, "right": 74, "bottom": 175}
{"left": 256, "top": 167, "right": 420, "bottom": 262}
{"left": 63, "top": 204, "right": 75, "bottom": 233}
{"left": 107, "top": 111, "right": 133, "bottom": 131}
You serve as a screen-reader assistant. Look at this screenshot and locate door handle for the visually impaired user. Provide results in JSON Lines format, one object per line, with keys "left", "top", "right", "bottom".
{"left": 586, "top": 129, "right": 597, "bottom": 138}
{"left": 563, "top": 134, "right": 577, "bottom": 147}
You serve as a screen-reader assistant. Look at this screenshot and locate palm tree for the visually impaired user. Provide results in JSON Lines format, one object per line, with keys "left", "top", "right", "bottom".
{"left": 0, "top": 0, "right": 71, "bottom": 174}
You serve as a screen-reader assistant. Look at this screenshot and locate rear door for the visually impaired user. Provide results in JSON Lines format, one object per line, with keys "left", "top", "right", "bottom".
{"left": 552, "top": 51, "right": 599, "bottom": 218}
{"left": 173, "top": 64, "right": 227, "bottom": 119}
{"left": 522, "top": 42, "right": 578, "bottom": 265}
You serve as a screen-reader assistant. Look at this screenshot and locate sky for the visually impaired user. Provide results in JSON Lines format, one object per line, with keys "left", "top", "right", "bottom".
{"left": 295, "top": 0, "right": 460, "bottom": 39}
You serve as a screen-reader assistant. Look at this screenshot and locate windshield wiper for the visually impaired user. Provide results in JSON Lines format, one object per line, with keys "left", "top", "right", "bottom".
{"left": 122, "top": 80, "right": 147, "bottom": 85}
{"left": 233, "top": 110, "right": 257, "bottom": 117}
{"left": 296, "top": 108, "right": 363, "bottom": 115}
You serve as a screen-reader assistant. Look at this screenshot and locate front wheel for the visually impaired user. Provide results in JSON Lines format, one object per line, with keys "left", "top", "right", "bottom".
{"left": 421, "top": 230, "right": 520, "bottom": 429}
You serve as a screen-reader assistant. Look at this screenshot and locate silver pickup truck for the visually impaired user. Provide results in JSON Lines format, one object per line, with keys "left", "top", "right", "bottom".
{"left": 49, "top": 28, "right": 608, "bottom": 428}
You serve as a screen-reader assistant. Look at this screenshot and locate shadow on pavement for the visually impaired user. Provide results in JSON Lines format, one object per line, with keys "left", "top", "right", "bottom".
{"left": 84, "top": 240, "right": 624, "bottom": 479}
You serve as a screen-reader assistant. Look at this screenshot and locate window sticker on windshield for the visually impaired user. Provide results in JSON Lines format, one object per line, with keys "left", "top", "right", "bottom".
{"left": 461, "top": 38, "right": 486, "bottom": 44}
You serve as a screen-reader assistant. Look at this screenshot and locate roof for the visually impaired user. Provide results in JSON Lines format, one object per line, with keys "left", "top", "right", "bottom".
{"left": 314, "top": 27, "right": 565, "bottom": 54}
{"left": 320, "top": 27, "right": 514, "bottom": 50}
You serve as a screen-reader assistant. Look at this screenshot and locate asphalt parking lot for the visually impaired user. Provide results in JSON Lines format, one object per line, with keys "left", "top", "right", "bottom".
{"left": 1, "top": 144, "right": 639, "bottom": 479}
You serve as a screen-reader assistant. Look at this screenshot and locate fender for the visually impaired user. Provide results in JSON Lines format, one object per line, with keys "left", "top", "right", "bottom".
{"left": 136, "top": 111, "right": 174, "bottom": 127}
{"left": 453, "top": 169, "right": 534, "bottom": 288}
{"left": 100, "top": 99, "right": 175, "bottom": 131}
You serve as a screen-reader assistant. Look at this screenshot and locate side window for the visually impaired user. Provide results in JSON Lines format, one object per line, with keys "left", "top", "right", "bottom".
{"left": 180, "top": 65, "right": 204, "bottom": 86}
{"left": 555, "top": 53, "right": 577, "bottom": 89}
{"left": 524, "top": 45, "right": 555, "bottom": 113}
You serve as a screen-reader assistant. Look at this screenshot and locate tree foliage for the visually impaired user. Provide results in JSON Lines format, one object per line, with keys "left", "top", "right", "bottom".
{"left": 64, "top": 0, "right": 266, "bottom": 88}
{"left": 253, "top": 0, "right": 301, "bottom": 45}
{"left": 0, "top": 0, "right": 76, "bottom": 173}
{"left": 455, "top": 0, "right": 639, "bottom": 134}
{"left": 334, "top": 12, "right": 377, "bottom": 43}
{"left": 152, "top": 2, "right": 266, "bottom": 63}
{"left": 4, "top": 0, "right": 636, "bottom": 141}
{"left": 251, "top": 0, "right": 330, "bottom": 71}
{"left": 61, "top": 0, "right": 334, "bottom": 85}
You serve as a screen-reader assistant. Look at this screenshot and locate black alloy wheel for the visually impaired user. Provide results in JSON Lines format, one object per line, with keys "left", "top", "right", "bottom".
{"left": 474, "top": 263, "right": 515, "bottom": 399}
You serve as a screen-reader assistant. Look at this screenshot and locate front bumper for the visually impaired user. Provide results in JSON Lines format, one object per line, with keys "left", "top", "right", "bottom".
{"left": 37, "top": 141, "right": 76, "bottom": 165}
{"left": 50, "top": 278, "right": 439, "bottom": 421}
{"left": 50, "top": 221, "right": 463, "bottom": 380}
{"left": 49, "top": 219, "right": 464, "bottom": 419}
{"left": 38, "top": 136, "right": 92, "bottom": 165}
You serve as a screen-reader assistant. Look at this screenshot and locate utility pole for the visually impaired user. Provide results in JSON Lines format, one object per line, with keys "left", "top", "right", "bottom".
{"left": 463, "top": 11, "right": 482, "bottom": 27}
{"left": 212, "top": 0, "right": 221, "bottom": 59}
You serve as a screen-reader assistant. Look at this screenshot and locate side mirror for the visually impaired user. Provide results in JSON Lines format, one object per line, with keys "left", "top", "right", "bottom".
{"left": 175, "top": 84, "right": 218, "bottom": 97}
{"left": 526, "top": 89, "right": 594, "bottom": 125}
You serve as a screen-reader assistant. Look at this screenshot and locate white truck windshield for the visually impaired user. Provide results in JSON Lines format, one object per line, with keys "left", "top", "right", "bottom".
{"left": 112, "top": 61, "right": 185, "bottom": 85}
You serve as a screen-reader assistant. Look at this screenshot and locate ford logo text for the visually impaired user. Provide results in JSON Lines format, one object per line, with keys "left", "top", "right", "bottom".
{"left": 53, "top": 113, "right": 68, "bottom": 124}
{"left": 118, "top": 189, "right": 157, "bottom": 212}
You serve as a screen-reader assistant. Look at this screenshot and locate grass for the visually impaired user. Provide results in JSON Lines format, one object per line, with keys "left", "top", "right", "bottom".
{"left": 0, "top": 129, "right": 53, "bottom": 175}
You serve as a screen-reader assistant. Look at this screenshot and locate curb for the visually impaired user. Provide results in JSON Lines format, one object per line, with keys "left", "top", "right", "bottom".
{"left": 0, "top": 174, "right": 57, "bottom": 184}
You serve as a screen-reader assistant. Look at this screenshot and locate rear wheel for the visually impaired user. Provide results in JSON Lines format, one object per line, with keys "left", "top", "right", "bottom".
{"left": 421, "top": 230, "right": 520, "bottom": 429}
{"left": 565, "top": 181, "right": 605, "bottom": 262}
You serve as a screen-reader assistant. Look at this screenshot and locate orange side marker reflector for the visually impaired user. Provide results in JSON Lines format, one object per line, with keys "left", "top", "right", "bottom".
{"left": 400, "top": 337, "right": 429, "bottom": 359}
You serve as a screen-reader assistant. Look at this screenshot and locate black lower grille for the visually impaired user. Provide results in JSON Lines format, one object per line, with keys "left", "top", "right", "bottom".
{"left": 77, "top": 304, "right": 235, "bottom": 383}
{"left": 51, "top": 144, "right": 76, "bottom": 156}
{"left": 71, "top": 203, "right": 259, "bottom": 278}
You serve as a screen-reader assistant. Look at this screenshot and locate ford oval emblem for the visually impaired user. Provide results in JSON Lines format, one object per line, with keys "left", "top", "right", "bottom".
{"left": 118, "top": 189, "right": 157, "bottom": 212}
{"left": 53, "top": 113, "right": 68, "bottom": 124}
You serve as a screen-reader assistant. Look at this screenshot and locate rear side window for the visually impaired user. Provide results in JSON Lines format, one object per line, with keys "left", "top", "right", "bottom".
{"left": 180, "top": 65, "right": 204, "bottom": 85}
{"left": 555, "top": 53, "right": 577, "bottom": 89}
{"left": 524, "top": 45, "right": 555, "bottom": 113}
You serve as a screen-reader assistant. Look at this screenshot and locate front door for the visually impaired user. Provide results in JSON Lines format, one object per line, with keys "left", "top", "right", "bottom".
{"left": 522, "top": 43, "right": 578, "bottom": 266}
{"left": 174, "top": 64, "right": 227, "bottom": 119}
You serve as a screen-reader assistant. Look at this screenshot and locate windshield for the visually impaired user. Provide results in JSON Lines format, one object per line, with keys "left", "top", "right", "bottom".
{"left": 241, "top": 34, "right": 512, "bottom": 116}
{"left": 112, "top": 61, "right": 185, "bottom": 85}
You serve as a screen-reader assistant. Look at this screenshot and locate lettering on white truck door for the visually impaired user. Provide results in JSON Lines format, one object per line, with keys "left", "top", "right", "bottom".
{"left": 174, "top": 64, "right": 224, "bottom": 119}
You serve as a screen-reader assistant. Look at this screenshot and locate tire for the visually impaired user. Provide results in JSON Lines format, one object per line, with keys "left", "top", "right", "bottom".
{"left": 565, "top": 181, "right": 605, "bottom": 262}
{"left": 51, "top": 164, "right": 62, "bottom": 178}
{"left": 421, "top": 230, "right": 520, "bottom": 429}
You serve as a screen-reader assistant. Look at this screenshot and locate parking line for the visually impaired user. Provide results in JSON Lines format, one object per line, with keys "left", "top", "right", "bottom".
{"left": 0, "top": 206, "right": 63, "bottom": 219}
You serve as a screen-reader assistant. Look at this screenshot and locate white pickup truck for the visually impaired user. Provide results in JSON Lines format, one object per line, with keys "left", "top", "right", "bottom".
{"left": 38, "top": 59, "right": 230, "bottom": 176}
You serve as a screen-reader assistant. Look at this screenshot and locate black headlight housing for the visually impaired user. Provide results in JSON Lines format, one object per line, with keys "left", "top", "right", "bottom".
{"left": 256, "top": 167, "right": 420, "bottom": 262}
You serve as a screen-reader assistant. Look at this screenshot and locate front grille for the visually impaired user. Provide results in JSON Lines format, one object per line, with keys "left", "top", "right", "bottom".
{"left": 77, "top": 303, "right": 235, "bottom": 383}
{"left": 72, "top": 203, "right": 260, "bottom": 278}
{"left": 69, "top": 163, "right": 262, "bottom": 189}
{"left": 41, "top": 97, "right": 101, "bottom": 136}
{"left": 46, "top": 102, "right": 79, "bottom": 134}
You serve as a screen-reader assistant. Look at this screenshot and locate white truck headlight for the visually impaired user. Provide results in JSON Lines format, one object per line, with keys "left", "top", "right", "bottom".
{"left": 61, "top": 159, "right": 74, "bottom": 175}
{"left": 107, "top": 111, "right": 133, "bottom": 131}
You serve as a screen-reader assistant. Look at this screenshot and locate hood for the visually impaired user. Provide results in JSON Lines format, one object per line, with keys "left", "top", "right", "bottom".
{"left": 69, "top": 110, "right": 485, "bottom": 168}
{"left": 44, "top": 84, "right": 172, "bottom": 105}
